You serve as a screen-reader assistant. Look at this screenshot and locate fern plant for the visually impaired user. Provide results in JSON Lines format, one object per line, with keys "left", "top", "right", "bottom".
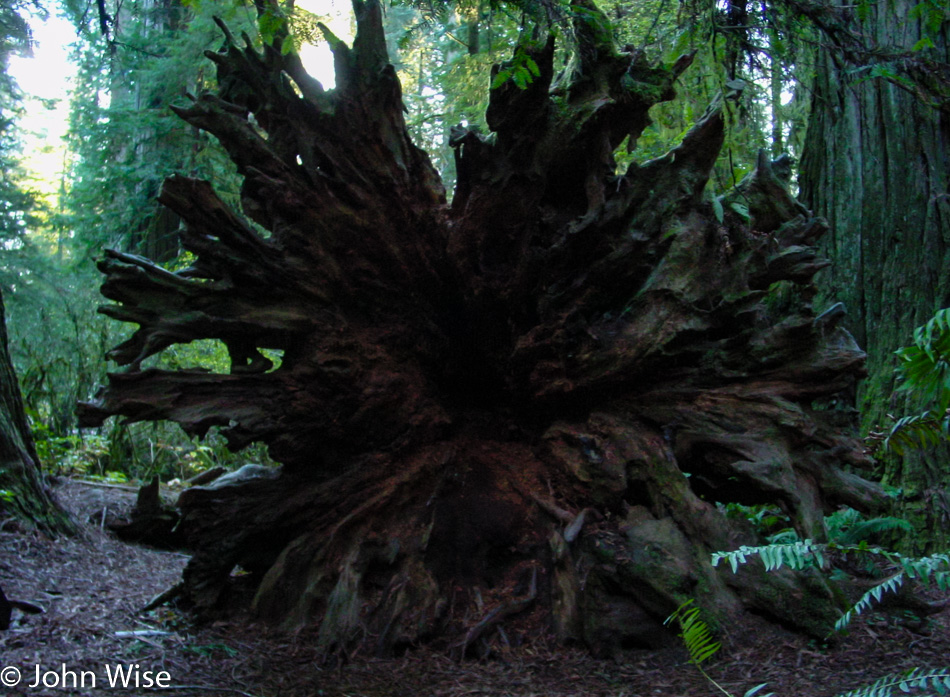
{"left": 712, "top": 543, "right": 950, "bottom": 632}
{"left": 824, "top": 507, "right": 914, "bottom": 547}
{"left": 867, "top": 308, "right": 950, "bottom": 456}
{"left": 895, "top": 308, "right": 950, "bottom": 412}
{"left": 836, "top": 668, "right": 950, "bottom": 697}
{"left": 664, "top": 600, "right": 773, "bottom": 697}
{"left": 869, "top": 410, "right": 950, "bottom": 456}
{"left": 691, "top": 311, "right": 950, "bottom": 695}
{"left": 666, "top": 596, "right": 950, "bottom": 696}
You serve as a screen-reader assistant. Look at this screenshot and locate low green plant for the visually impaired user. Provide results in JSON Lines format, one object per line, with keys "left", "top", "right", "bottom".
{"left": 867, "top": 307, "right": 950, "bottom": 455}
{"left": 722, "top": 505, "right": 911, "bottom": 548}
{"left": 673, "top": 505, "right": 950, "bottom": 694}
{"left": 33, "top": 431, "right": 111, "bottom": 477}
{"left": 719, "top": 502, "right": 790, "bottom": 538}
{"left": 667, "top": 597, "right": 950, "bottom": 697}
{"left": 664, "top": 600, "right": 772, "bottom": 697}
{"left": 712, "top": 541, "right": 950, "bottom": 632}
{"left": 824, "top": 507, "right": 914, "bottom": 547}
{"left": 683, "top": 307, "right": 950, "bottom": 697}
{"left": 836, "top": 668, "right": 950, "bottom": 697}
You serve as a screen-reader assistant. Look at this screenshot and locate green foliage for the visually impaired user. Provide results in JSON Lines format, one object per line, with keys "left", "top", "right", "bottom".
{"left": 61, "top": 0, "right": 252, "bottom": 260}
{"left": 0, "top": 2, "right": 46, "bottom": 269}
{"left": 286, "top": 5, "right": 327, "bottom": 54}
{"left": 712, "top": 539, "right": 824, "bottom": 574}
{"left": 908, "top": 0, "right": 948, "bottom": 50}
{"left": 824, "top": 507, "right": 914, "bottom": 546}
{"left": 393, "top": 0, "right": 566, "bottom": 29}
{"left": 702, "top": 533, "right": 950, "bottom": 696}
{"left": 33, "top": 430, "right": 110, "bottom": 476}
{"left": 0, "top": 0, "right": 266, "bottom": 485}
{"left": 877, "top": 410, "right": 950, "bottom": 456}
{"left": 719, "top": 504, "right": 911, "bottom": 550}
{"left": 837, "top": 668, "right": 950, "bottom": 697}
{"left": 895, "top": 308, "right": 950, "bottom": 413}
{"left": 0, "top": 1, "right": 44, "bottom": 62}
{"left": 720, "top": 502, "right": 790, "bottom": 537}
{"left": 668, "top": 599, "right": 950, "bottom": 696}
{"left": 257, "top": 5, "right": 288, "bottom": 47}
{"left": 7, "top": 259, "right": 117, "bottom": 437}
{"left": 490, "top": 44, "right": 541, "bottom": 89}
{"left": 665, "top": 601, "right": 774, "bottom": 697}
{"left": 867, "top": 308, "right": 950, "bottom": 455}
{"left": 664, "top": 599, "right": 721, "bottom": 665}
{"left": 713, "top": 539, "right": 950, "bottom": 632}
{"left": 386, "top": 2, "right": 526, "bottom": 187}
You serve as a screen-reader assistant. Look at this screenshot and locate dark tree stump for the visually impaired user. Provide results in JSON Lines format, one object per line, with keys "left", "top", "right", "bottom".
{"left": 108, "top": 477, "right": 184, "bottom": 549}
{"left": 78, "top": 0, "right": 884, "bottom": 656}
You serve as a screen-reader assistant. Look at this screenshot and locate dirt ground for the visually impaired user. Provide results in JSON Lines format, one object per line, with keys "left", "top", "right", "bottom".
{"left": 1, "top": 478, "right": 948, "bottom": 697}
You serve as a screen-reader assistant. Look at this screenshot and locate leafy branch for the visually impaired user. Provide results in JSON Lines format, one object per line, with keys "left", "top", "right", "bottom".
{"left": 712, "top": 542, "right": 950, "bottom": 631}
{"left": 837, "top": 668, "right": 950, "bottom": 697}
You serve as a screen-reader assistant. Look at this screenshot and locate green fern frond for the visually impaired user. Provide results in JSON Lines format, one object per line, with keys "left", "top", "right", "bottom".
{"left": 895, "top": 308, "right": 950, "bottom": 414}
{"left": 882, "top": 410, "right": 950, "bottom": 455}
{"left": 869, "top": 308, "right": 950, "bottom": 456}
{"left": 711, "top": 540, "right": 823, "bottom": 573}
{"left": 766, "top": 528, "right": 799, "bottom": 544}
{"left": 829, "top": 515, "right": 914, "bottom": 546}
{"left": 825, "top": 506, "right": 861, "bottom": 531}
{"left": 743, "top": 684, "right": 774, "bottom": 697}
{"left": 901, "top": 552, "right": 950, "bottom": 590}
{"left": 664, "top": 600, "right": 721, "bottom": 666}
{"left": 711, "top": 542, "right": 946, "bottom": 633}
{"left": 836, "top": 667, "right": 950, "bottom": 697}
{"left": 835, "top": 572, "right": 905, "bottom": 631}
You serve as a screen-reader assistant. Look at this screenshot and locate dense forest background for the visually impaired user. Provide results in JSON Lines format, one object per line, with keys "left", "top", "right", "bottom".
{"left": 0, "top": 0, "right": 947, "bottom": 542}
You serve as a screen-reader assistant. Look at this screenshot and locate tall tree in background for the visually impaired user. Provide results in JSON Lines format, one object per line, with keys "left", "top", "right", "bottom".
{"left": 4, "top": 0, "right": 262, "bottom": 448}
{"left": 0, "top": 1, "right": 42, "bottom": 261}
{"left": 61, "top": 0, "right": 254, "bottom": 261}
{"left": 799, "top": 0, "right": 950, "bottom": 547}
{"left": 79, "top": 0, "right": 884, "bottom": 655}
{"left": 0, "top": 1, "right": 73, "bottom": 533}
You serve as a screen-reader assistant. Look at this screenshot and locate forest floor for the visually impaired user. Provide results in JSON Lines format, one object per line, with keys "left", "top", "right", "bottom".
{"left": 1, "top": 479, "right": 949, "bottom": 697}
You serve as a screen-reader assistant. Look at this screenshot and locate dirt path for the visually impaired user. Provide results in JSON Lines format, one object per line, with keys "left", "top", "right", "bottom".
{"left": 0, "top": 479, "right": 948, "bottom": 696}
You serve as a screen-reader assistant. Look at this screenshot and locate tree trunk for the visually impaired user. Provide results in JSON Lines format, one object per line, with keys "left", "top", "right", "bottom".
{"left": 79, "top": 0, "right": 884, "bottom": 656}
{"left": 0, "top": 288, "right": 73, "bottom": 534}
{"left": 799, "top": 0, "right": 950, "bottom": 550}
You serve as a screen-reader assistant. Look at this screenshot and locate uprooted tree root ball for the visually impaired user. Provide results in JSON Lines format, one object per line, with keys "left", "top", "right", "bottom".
{"left": 78, "top": 0, "right": 884, "bottom": 657}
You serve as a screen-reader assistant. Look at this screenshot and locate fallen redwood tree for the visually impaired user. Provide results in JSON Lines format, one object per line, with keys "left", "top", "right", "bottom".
{"left": 79, "top": 0, "right": 886, "bottom": 657}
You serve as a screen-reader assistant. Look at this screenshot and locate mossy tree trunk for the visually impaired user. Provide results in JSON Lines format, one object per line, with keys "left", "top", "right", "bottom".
{"left": 79, "top": 0, "right": 884, "bottom": 656}
{"left": 799, "top": 0, "right": 950, "bottom": 549}
{"left": 0, "top": 288, "right": 73, "bottom": 534}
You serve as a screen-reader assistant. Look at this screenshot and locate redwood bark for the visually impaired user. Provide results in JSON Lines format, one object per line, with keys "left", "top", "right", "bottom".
{"left": 799, "top": 0, "right": 950, "bottom": 550}
{"left": 0, "top": 288, "right": 73, "bottom": 534}
{"left": 79, "top": 0, "right": 883, "bottom": 655}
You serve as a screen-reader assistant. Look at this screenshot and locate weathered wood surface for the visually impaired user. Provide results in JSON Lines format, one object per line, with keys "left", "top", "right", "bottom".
{"left": 79, "top": 0, "right": 884, "bottom": 656}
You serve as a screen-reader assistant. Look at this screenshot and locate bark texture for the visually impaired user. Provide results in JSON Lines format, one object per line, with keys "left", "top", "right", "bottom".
{"left": 0, "top": 289, "right": 73, "bottom": 534}
{"left": 799, "top": 0, "right": 950, "bottom": 549}
{"left": 80, "top": 0, "right": 884, "bottom": 655}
